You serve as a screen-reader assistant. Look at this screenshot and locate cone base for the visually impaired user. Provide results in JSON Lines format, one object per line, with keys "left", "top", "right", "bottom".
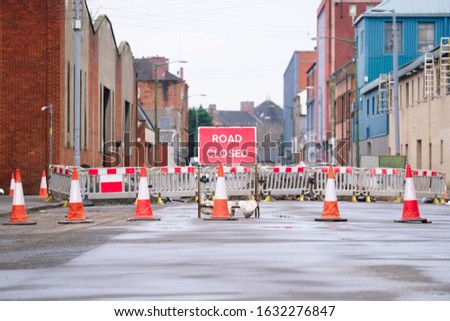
{"left": 394, "top": 218, "right": 431, "bottom": 224}
{"left": 203, "top": 217, "right": 238, "bottom": 221}
{"left": 58, "top": 219, "right": 94, "bottom": 224}
{"left": 127, "top": 217, "right": 161, "bottom": 221}
{"left": 2, "top": 221, "right": 37, "bottom": 225}
{"left": 315, "top": 218, "right": 348, "bottom": 222}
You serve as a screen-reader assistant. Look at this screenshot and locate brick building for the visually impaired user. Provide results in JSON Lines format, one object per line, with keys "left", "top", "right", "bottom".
{"left": 135, "top": 57, "right": 189, "bottom": 166}
{"left": 283, "top": 50, "right": 317, "bottom": 162}
{"left": 314, "top": 0, "right": 381, "bottom": 163}
{"left": 0, "top": 0, "right": 137, "bottom": 193}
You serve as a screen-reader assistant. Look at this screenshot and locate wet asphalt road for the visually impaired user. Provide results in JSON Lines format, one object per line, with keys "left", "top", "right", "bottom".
{"left": 1, "top": 201, "right": 450, "bottom": 300}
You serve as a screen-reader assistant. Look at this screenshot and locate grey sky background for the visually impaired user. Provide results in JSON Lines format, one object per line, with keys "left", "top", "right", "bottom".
{"left": 86, "top": 0, "right": 320, "bottom": 110}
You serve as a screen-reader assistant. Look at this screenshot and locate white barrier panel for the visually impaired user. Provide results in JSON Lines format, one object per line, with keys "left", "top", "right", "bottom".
{"left": 359, "top": 168, "right": 404, "bottom": 198}
{"left": 412, "top": 170, "right": 446, "bottom": 198}
{"left": 48, "top": 166, "right": 73, "bottom": 200}
{"left": 49, "top": 165, "right": 446, "bottom": 202}
{"left": 259, "top": 166, "right": 309, "bottom": 197}
{"left": 82, "top": 167, "right": 140, "bottom": 200}
{"left": 197, "top": 165, "right": 260, "bottom": 219}
{"left": 313, "top": 167, "right": 359, "bottom": 198}
{"left": 149, "top": 167, "right": 197, "bottom": 199}
{"left": 199, "top": 166, "right": 255, "bottom": 197}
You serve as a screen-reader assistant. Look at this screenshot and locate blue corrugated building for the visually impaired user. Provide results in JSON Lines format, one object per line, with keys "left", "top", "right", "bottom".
{"left": 354, "top": 0, "right": 450, "bottom": 157}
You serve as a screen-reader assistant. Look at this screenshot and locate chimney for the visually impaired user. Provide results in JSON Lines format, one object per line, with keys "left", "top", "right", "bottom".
{"left": 240, "top": 101, "right": 255, "bottom": 115}
{"left": 149, "top": 56, "right": 168, "bottom": 79}
{"left": 208, "top": 104, "right": 217, "bottom": 114}
{"left": 179, "top": 67, "right": 184, "bottom": 80}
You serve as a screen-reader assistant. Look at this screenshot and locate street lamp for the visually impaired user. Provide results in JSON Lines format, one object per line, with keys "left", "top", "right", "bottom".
{"left": 189, "top": 94, "right": 207, "bottom": 158}
{"left": 312, "top": 35, "right": 360, "bottom": 166}
{"left": 371, "top": 8, "right": 400, "bottom": 155}
{"left": 41, "top": 104, "right": 53, "bottom": 168}
{"left": 153, "top": 59, "right": 187, "bottom": 166}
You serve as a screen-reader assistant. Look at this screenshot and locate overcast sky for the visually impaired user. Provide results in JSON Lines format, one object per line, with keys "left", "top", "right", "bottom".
{"left": 86, "top": 0, "right": 320, "bottom": 110}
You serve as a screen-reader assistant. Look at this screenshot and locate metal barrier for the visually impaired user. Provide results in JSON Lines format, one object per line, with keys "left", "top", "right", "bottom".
{"left": 82, "top": 167, "right": 140, "bottom": 200}
{"left": 199, "top": 166, "right": 255, "bottom": 197}
{"left": 49, "top": 164, "right": 446, "bottom": 203}
{"left": 413, "top": 170, "right": 446, "bottom": 199}
{"left": 259, "top": 166, "right": 309, "bottom": 198}
{"left": 48, "top": 165, "right": 73, "bottom": 200}
{"left": 197, "top": 165, "right": 260, "bottom": 218}
{"left": 149, "top": 167, "right": 197, "bottom": 199}
{"left": 359, "top": 168, "right": 404, "bottom": 198}
{"left": 312, "top": 167, "right": 359, "bottom": 198}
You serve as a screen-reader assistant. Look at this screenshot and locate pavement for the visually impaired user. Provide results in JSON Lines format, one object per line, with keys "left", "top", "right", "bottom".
{"left": 0, "top": 195, "right": 64, "bottom": 216}
{"left": 1, "top": 200, "right": 450, "bottom": 300}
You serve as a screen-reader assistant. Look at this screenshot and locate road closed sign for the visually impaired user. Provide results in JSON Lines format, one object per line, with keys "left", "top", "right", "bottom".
{"left": 198, "top": 126, "right": 257, "bottom": 165}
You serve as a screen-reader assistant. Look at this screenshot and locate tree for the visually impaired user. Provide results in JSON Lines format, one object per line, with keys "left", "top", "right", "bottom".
{"left": 188, "top": 105, "right": 213, "bottom": 160}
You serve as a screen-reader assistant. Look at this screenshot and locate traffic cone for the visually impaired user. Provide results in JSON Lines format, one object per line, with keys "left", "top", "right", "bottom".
{"left": 2, "top": 169, "right": 37, "bottom": 225}
{"left": 440, "top": 185, "right": 448, "bottom": 204}
{"left": 204, "top": 164, "right": 237, "bottom": 221}
{"left": 58, "top": 168, "right": 94, "bottom": 224}
{"left": 39, "top": 170, "right": 48, "bottom": 198}
{"left": 9, "top": 172, "right": 14, "bottom": 196}
{"left": 128, "top": 167, "right": 160, "bottom": 221}
{"left": 395, "top": 164, "right": 431, "bottom": 223}
{"left": 315, "top": 166, "right": 347, "bottom": 222}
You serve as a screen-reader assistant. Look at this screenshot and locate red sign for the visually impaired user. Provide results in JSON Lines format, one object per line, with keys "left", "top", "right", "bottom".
{"left": 198, "top": 126, "right": 257, "bottom": 165}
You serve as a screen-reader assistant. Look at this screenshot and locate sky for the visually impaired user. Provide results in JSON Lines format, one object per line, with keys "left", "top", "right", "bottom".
{"left": 86, "top": 0, "right": 321, "bottom": 110}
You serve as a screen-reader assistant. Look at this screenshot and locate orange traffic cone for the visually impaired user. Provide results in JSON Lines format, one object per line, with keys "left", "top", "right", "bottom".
{"left": 441, "top": 185, "right": 448, "bottom": 204}
{"left": 2, "top": 169, "right": 36, "bottom": 225}
{"left": 39, "top": 170, "right": 48, "bottom": 198}
{"left": 315, "top": 166, "right": 347, "bottom": 222}
{"left": 395, "top": 164, "right": 431, "bottom": 223}
{"left": 9, "top": 172, "right": 14, "bottom": 196}
{"left": 204, "top": 164, "right": 237, "bottom": 221}
{"left": 128, "top": 167, "right": 160, "bottom": 221}
{"left": 58, "top": 168, "right": 94, "bottom": 224}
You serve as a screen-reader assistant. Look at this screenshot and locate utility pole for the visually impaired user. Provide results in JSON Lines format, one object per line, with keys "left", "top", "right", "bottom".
{"left": 74, "top": 0, "right": 81, "bottom": 166}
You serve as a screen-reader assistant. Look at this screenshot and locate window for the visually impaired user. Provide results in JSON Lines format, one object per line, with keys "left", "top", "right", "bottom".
{"left": 417, "top": 77, "right": 421, "bottom": 101}
{"left": 160, "top": 116, "right": 171, "bottom": 129}
{"left": 406, "top": 82, "right": 410, "bottom": 107}
{"left": 385, "top": 21, "right": 403, "bottom": 54}
{"left": 372, "top": 96, "right": 375, "bottom": 115}
{"left": 429, "top": 143, "right": 432, "bottom": 170}
{"left": 349, "top": 5, "right": 357, "bottom": 17}
{"left": 66, "top": 62, "right": 71, "bottom": 147}
{"left": 417, "top": 139, "right": 422, "bottom": 169}
{"left": 360, "top": 31, "right": 364, "bottom": 55}
{"left": 418, "top": 22, "right": 435, "bottom": 53}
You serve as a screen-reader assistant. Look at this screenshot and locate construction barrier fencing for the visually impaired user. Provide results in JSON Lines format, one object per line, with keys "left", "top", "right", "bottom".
{"left": 48, "top": 165, "right": 446, "bottom": 202}
{"left": 259, "top": 166, "right": 309, "bottom": 198}
{"left": 412, "top": 170, "right": 446, "bottom": 199}
{"left": 196, "top": 165, "right": 260, "bottom": 219}
{"left": 48, "top": 165, "right": 73, "bottom": 200}
{"left": 312, "top": 167, "right": 359, "bottom": 198}
{"left": 359, "top": 168, "right": 404, "bottom": 198}
{"left": 82, "top": 167, "right": 140, "bottom": 200}
{"left": 149, "top": 167, "right": 197, "bottom": 199}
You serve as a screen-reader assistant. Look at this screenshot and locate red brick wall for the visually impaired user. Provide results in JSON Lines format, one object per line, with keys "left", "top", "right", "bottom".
{"left": 0, "top": 1, "right": 138, "bottom": 193}
{"left": 0, "top": 0, "right": 65, "bottom": 194}
{"left": 298, "top": 51, "right": 317, "bottom": 92}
